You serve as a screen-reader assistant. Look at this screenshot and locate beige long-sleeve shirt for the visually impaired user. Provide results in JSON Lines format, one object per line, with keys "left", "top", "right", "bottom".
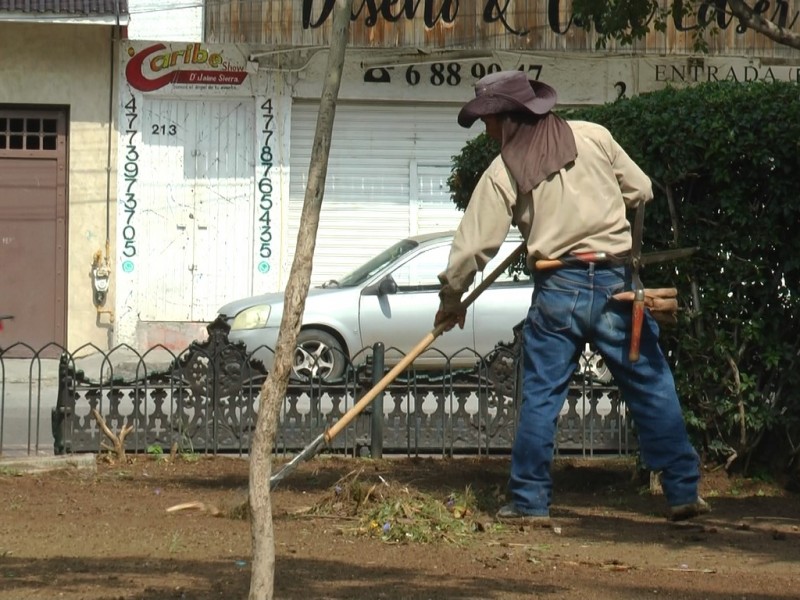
{"left": 438, "top": 120, "right": 653, "bottom": 312}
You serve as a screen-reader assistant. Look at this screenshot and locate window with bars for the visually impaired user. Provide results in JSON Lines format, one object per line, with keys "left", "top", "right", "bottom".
{"left": 0, "top": 116, "right": 59, "bottom": 151}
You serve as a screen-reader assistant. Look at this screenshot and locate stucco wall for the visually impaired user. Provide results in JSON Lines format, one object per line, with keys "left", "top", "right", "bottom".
{"left": 126, "top": 0, "right": 203, "bottom": 42}
{"left": 0, "top": 22, "right": 118, "bottom": 350}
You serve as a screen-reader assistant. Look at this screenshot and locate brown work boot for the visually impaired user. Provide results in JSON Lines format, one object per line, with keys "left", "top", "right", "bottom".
{"left": 495, "top": 503, "right": 553, "bottom": 527}
{"left": 668, "top": 497, "right": 711, "bottom": 522}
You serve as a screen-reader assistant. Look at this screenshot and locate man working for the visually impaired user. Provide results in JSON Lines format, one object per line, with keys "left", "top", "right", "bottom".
{"left": 435, "top": 70, "right": 708, "bottom": 523}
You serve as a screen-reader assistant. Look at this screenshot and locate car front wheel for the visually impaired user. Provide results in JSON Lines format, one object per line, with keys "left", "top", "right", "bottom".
{"left": 293, "top": 329, "right": 347, "bottom": 382}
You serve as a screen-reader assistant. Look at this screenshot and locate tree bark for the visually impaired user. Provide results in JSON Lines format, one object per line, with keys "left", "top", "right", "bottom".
{"left": 247, "top": 1, "right": 353, "bottom": 599}
{"left": 91, "top": 408, "right": 132, "bottom": 462}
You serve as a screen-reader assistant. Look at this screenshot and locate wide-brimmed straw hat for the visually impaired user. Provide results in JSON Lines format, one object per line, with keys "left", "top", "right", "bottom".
{"left": 457, "top": 70, "right": 558, "bottom": 128}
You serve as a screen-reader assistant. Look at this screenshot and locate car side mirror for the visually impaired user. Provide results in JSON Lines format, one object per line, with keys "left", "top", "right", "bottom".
{"left": 362, "top": 276, "right": 398, "bottom": 297}
{"left": 379, "top": 277, "right": 398, "bottom": 295}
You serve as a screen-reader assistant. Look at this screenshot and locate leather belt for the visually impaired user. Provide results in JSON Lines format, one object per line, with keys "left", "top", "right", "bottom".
{"left": 534, "top": 252, "right": 630, "bottom": 271}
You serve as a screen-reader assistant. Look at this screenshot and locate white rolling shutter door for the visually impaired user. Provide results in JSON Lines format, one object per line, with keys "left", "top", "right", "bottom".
{"left": 288, "top": 102, "right": 475, "bottom": 286}
{"left": 415, "top": 162, "right": 465, "bottom": 234}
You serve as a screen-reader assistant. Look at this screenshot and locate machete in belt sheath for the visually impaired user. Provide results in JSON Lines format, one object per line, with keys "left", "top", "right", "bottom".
{"left": 628, "top": 202, "right": 646, "bottom": 362}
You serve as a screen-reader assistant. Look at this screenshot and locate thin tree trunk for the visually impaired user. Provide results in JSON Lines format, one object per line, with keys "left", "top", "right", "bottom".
{"left": 247, "top": 1, "right": 353, "bottom": 598}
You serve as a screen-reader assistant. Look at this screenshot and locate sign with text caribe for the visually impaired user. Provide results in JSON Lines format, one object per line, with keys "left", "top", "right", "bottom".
{"left": 125, "top": 42, "right": 249, "bottom": 93}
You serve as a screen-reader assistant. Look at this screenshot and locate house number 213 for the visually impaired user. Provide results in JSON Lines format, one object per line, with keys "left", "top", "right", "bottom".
{"left": 151, "top": 124, "right": 177, "bottom": 135}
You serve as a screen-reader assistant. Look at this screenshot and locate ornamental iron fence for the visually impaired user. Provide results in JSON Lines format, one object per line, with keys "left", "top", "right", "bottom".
{"left": 0, "top": 317, "right": 634, "bottom": 459}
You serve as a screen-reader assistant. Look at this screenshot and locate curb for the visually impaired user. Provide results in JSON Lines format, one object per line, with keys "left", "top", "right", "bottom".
{"left": 0, "top": 453, "right": 97, "bottom": 475}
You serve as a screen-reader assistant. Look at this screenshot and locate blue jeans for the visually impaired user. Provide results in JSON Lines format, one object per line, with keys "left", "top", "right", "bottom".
{"left": 509, "top": 263, "right": 700, "bottom": 515}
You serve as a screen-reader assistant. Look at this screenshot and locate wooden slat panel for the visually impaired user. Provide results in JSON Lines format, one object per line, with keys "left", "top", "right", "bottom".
{"left": 204, "top": 0, "right": 800, "bottom": 60}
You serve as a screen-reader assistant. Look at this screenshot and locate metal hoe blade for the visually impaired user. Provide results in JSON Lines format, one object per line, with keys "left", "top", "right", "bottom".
{"left": 270, "top": 433, "right": 327, "bottom": 489}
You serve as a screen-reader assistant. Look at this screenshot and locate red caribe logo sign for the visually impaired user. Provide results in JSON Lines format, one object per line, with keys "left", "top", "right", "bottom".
{"left": 125, "top": 43, "right": 248, "bottom": 92}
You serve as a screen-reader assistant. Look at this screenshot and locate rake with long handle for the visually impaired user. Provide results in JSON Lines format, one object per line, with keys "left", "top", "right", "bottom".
{"left": 269, "top": 241, "right": 527, "bottom": 489}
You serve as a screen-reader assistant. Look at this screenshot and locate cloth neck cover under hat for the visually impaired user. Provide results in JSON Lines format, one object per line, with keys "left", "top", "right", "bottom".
{"left": 457, "top": 71, "right": 577, "bottom": 194}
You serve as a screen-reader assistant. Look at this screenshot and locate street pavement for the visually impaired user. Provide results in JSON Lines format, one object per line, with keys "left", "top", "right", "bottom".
{"left": 1, "top": 347, "right": 176, "bottom": 457}
{"left": 1, "top": 346, "right": 177, "bottom": 384}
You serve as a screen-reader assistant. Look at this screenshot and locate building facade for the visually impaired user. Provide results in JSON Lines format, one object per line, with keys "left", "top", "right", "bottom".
{"left": 0, "top": 0, "right": 207, "bottom": 355}
{"left": 5, "top": 1, "right": 796, "bottom": 352}
{"left": 0, "top": 3, "right": 129, "bottom": 355}
{"left": 112, "top": 0, "right": 800, "bottom": 349}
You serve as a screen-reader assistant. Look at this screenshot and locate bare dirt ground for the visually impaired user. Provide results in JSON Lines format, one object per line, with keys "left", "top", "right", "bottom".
{"left": 1, "top": 453, "right": 798, "bottom": 600}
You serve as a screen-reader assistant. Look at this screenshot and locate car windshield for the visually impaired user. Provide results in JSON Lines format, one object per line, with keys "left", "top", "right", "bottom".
{"left": 335, "top": 239, "right": 420, "bottom": 287}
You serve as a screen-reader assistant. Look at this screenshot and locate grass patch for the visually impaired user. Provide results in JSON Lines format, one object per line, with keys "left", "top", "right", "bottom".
{"left": 168, "top": 531, "right": 184, "bottom": 554}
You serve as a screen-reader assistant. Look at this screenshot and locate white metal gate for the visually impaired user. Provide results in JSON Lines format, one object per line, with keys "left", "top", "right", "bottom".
{"left": 136, "top": 98, "right": 255, "bottom": 321}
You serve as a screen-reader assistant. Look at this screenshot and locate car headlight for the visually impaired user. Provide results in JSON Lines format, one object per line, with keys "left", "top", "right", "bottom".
{"left": 231, "top": 305, "right": 271, "bottom": 330}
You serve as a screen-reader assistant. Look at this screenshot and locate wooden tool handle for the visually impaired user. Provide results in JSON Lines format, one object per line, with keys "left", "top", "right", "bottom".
{"left": 534, "top": 252, "right": 609, "bottom": 271}
{"left": 629, "top": 291, "right": 645, "bottom": 362}
{"left": 325, "top": 329, "right": 438, "bottom": 441}
{"left": 324, "top": 241, "right": 527, "bottom": 443}
{"left": 534, "top": 259, "right": 564, "bottom": 270}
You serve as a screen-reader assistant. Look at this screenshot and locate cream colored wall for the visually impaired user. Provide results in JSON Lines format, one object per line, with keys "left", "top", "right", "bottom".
{"left": 0, "top": 23, "right": 117, "bottom": 350}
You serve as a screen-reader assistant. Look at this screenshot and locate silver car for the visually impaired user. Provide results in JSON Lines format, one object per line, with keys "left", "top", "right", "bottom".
{"left": 217, "top": 231, "right": 534, "bottom": 381}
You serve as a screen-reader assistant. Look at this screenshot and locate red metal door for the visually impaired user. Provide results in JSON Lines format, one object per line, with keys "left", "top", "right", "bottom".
{"left": 0, "top": 108, "right": 67, "bottom": 357}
